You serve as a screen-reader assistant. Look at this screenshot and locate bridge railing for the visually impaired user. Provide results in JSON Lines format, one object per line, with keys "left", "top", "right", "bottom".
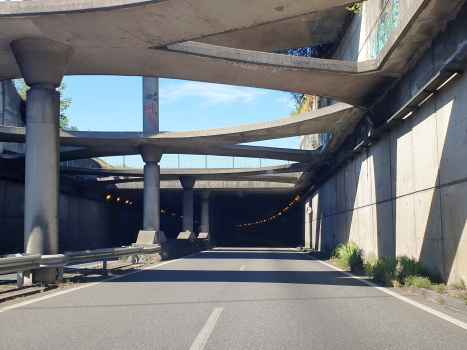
{"left": 0, "top": 245, "right": 161, "bottom": 288}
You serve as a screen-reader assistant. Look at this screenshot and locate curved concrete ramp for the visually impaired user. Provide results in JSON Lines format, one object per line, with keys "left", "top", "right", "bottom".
{"left": 0, "top": 0, "right": 353, "bottom": 80}
{"left": 0, "top": 0, "right": 463, "bottom": 107}
{"left": 0, "top": 103, "right": 365, "bottom": 148}
{"left": 58, "top": 144, "right": 320, "bottom": 163}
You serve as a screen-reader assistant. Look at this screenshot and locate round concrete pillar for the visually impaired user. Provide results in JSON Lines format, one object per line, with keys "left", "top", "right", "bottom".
{"left": 200, "top": 191, "right": 211, "bottom": 233}
{"left": 10, "top": 38, "right": 74, "bottom": 283}
{"left": 180, "top": 177, "right": 196, "bottom": 232}
{"left": 143, "top": 162, "right": 160, "bottom": 231}
{"left": 139, "top": 146, "right": 163, "bottom": 233}
{"left": 143, "top": 77, "right": 159, "bottom": 134}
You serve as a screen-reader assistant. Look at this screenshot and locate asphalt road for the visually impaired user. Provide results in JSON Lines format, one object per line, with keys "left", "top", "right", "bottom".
{"left": 0, "top": 248, "right": 466, "bottom": 349}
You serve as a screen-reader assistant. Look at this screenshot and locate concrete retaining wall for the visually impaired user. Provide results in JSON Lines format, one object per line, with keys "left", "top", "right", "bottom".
{"left": 335, "top": 0, "right": 420, "bottom": 62}
{"left": 305, "top": 72, "right": 467, "bottom": 284}
{"left": 0, "top": 176, "right": 112, "bottom": 254}
{"left": 0, "top": 80, "right": 25, "bottom": 157}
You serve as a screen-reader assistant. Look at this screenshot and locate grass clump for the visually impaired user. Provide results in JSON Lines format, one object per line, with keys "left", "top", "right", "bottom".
{"left": 451, "top": 279, "right": 466, "bottom": 290}
{"left": 398, "top": 255, "right": 430, "bottom": 282}
{"left": 404, "top": 276, "right": 432, "bottom": 289}
{"left": 332, "top": 241, "right": 364, "bottom": 271}
{"left": 370, "top": 256, "right": 399, "bottom": 285}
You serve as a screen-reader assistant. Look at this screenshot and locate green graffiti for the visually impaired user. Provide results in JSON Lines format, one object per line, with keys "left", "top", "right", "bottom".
{"left": 372, "top": 1, "right": 400, "bottom": 59}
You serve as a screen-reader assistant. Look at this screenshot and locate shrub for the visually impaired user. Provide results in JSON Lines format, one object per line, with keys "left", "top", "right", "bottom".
{"left": 404, "top": 276, "right": 432, "bottom": 289}
{"left": 332, "top": 241, "right": 364, "bottom": 271}
{"left": 372, "top": 256, "right": 398, "bottom": 284}
{"left": 398, "top": 255, "right": 430, "bottom": 281}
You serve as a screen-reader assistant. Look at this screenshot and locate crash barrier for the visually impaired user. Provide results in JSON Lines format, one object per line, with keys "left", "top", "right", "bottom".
{"left": 0, "top": 245, "right": 161, "bottom": 288}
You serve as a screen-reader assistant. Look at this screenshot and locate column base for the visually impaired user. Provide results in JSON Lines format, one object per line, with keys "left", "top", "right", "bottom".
{"left": 177, "top": 230, "right": 196, "bottom": 241}
{"left": 34, "top": 267, "right": 57, "bottom": 284}
{"left": 197, "top": 232, "right": 211, "bottom": 240}
{"left": 135, "top": 230, "right": 167, "bottom": 244}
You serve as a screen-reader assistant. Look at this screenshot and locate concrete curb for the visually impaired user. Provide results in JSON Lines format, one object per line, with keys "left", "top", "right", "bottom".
{"left": 406, "top": 286, "right": 467, "bottom": 313}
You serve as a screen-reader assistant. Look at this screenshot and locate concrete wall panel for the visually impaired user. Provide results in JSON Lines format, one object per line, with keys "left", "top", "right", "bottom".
{"left": 59, "top": 193, "right": 69, "bottom": 222}
{"left": 440, "top": 182, "right": 467, "bottom": 284}
{"left": 394, "top": 194, "right": 417, "bottom": 258}
{"left": 5, "top": 181, "right": 24, "bottom": 218}
{"left": 0, "top": 179, "right": 5, "bottom": 216}
{"left": 69, "top": 196, "right": 80, "bottom": 223}
{"left": 3, "top": 217, "right": 23, "bottom": 253}
{"left": 376, "top": 200, "right": 395, "bottom": 258}
{"left": 391, "top": 120, "right": 414, "bottom": 198}
{"left": 337, "top": 212, "right": 348, "bottom": 244}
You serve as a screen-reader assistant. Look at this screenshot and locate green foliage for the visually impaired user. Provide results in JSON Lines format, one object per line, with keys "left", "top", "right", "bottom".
{"left": 398, "top": 255, "right": 431, "bottom": 282}
{"left": 370, "top": 256, "right": 398, "bottom": 284}
{"left": 404, "top": 276, "right": 432, "bottom": 289}
{"left": 274, "top": 45, "right": 332, "bottom": 107}
{"left": 332, "top": 241, "right": 364, "bottom": 271}
{"left": 346, "top": 1, "right": 367, "bottom": 14}
{"left": 435, "top": 283, "right": 446, "bottom": 293}
{"left": 366, "top": 254, "right": 440, "bottom": 288}
{"left": 14, "top": 79, "right": 77, "bottom": 131}
{"left": 452, "top": 279, "right": 467, "bottom": 290}
{"left": 290, "top": 95, "right": 314, "bottom": 116}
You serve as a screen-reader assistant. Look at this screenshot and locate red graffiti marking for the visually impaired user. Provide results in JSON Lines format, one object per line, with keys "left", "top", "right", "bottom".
{"left": 144, "top": 103, "right": 158, "bottom": 115}
{"left": 147, "top": 116, "right": 157, "bottom": 128}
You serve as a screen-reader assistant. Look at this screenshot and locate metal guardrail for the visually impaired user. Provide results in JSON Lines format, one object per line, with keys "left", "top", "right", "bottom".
{"left": 0, "top": 245, "right": 161, "bottom": 277}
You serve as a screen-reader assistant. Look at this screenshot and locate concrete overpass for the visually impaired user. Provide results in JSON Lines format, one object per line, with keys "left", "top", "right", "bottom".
{"left": 0, "top": 0, "right": 466, "bottom": 286}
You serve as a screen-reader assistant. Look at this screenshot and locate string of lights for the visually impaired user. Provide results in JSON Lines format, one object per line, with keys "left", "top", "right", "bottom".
{"left": 106, "top": 194, "right": 133, "bottom": 205}
{"left": 236, "top": 195, "right": 301, "bottom": 227}
{"left": 106, "top": 195, "right": 199, "bottom": 221}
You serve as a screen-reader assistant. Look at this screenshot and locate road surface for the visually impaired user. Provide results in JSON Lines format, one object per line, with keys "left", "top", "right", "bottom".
{"left": 0, "top": 248, "right": 466, "bottom": 349}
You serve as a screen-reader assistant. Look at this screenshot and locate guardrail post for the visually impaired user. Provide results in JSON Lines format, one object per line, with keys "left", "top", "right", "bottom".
{"left": 128, "top": 255, "right": 135, "bottom": 264}
{"left": 17, "top": 271, "right": 24, "bottom": 289}
{"left": 57, "top": 267, "right": 64, "bottom": 281}
{"left": 103, "top": 259, "right": 108, "bottom": 273}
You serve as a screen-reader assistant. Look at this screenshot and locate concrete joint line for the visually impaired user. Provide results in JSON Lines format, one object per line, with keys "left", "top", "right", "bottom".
{"left": 0, "top": 252, "right": 204, "bottom": 314}
{"left": 190, "top": 307, "right": 223, "bottom": 350}
{"left": 292, "top": 249, "right": 467, "bottom": 331}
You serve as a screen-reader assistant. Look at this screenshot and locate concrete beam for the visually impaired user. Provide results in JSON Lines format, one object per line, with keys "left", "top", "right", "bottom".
{"left": 55, "top": 144, "right": 320, "bottom": 163}
{"left": 60, "top": 163, "right": 310, "bottom": 177}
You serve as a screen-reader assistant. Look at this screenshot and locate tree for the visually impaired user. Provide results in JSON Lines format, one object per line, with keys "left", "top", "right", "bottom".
{"left": 14, "top": 79, "right": 78, "bottom": 131}
{"left": 274, "top": 45, "right": 332, "bottom": 114}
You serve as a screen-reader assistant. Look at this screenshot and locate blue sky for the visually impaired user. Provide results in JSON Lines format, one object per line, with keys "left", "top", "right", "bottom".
{"left": 62, "top": 76, "right": 301, "bottom": 168}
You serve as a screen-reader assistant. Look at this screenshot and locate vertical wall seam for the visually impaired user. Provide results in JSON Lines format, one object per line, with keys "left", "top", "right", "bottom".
{"left": 387, "top": 129, "right": 396, "bottom": 257}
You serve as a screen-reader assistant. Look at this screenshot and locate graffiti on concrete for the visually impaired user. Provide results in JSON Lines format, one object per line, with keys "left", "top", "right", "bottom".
{"left": 372, "top": 1, "right": 401, "bottom": 59}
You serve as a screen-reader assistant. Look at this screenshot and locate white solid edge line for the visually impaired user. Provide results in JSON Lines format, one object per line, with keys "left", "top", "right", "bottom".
{"left": 0, "top": 251, "right": 203, "bottom": 314}
{"left": 291, "top": 248, "right": 467, "bottom": 331}
{"left": 239, "top": 265, "right": 246, "bottom": 271}
{"left": 189, "top": 307, "right": 223, "bottom": 350}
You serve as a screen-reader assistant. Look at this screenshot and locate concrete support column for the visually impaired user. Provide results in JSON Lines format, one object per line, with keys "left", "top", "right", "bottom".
{"left": 138, "top": 145, "right": 165, "bottom": 244}
{"left": 10, "top": 38, "right": 74, "bottom": 283}
{"left": 143, "top": 77, "right": 159, "bottom": 134}
{"left": 180, "top": 176, "right": 196, "bottom": 233}
{"left": 143, "top": 161, "right": 161, "bottom": 231}
{"left": 200, "top": 191, "right": 211, "bottom": 233}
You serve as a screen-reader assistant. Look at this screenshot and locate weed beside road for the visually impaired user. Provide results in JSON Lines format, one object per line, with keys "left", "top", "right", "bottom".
{"left": 328, "top": 241, "right": 467, "bottom": 305}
